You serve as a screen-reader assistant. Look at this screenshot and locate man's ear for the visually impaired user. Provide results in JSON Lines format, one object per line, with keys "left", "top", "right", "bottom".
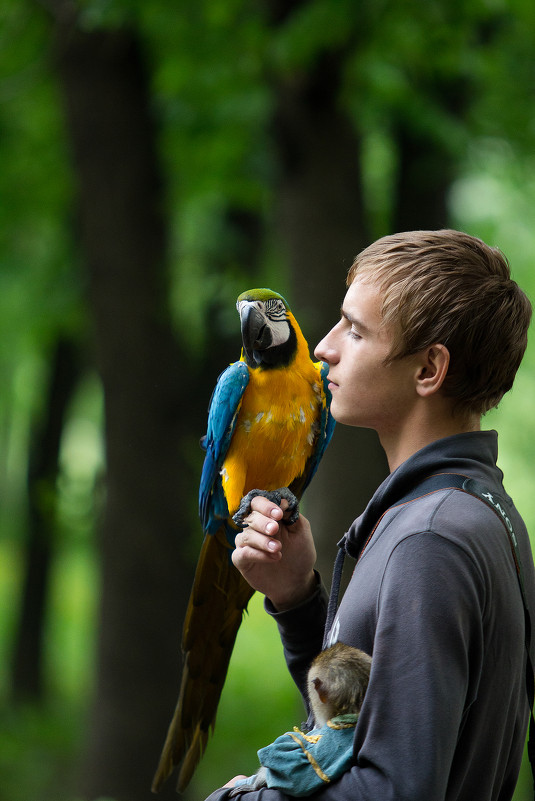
{"left": 415, "top": 344, "right": 450, "bottom": 398}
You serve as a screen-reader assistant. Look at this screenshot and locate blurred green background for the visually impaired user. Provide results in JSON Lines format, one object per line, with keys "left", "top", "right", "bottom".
{"left": 1, "top": 0, "right": 535, "bottom": 799}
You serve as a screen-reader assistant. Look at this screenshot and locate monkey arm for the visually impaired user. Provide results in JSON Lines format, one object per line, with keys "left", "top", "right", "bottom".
{"left": 223, "top": 723, "right": 357, "bottom": 800}
{"left": 256, "top": 724, "right": 357, "bottom": 796}
{"left": 228, "top": 767, "right": 269, "bottom": 794}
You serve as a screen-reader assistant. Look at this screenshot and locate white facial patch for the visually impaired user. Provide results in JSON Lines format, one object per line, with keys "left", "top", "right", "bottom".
{"left": 268, "top": 318, "right": 290, "bottom": 347}
{"left": 238, "top": 299, "right": 290, "bottom": 348}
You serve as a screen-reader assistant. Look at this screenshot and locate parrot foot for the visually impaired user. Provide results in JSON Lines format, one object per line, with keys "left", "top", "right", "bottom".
{"left": 232, "top": 487, "right": 300, "bottom": 527}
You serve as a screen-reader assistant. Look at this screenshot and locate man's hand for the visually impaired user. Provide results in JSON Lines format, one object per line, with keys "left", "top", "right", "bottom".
{"left": 232, "top": 495, "right": 317, "bottom": 611}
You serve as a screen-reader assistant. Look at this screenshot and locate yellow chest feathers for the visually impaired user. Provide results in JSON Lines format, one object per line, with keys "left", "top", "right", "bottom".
{"left": 220, "top": 362, "right": 325, "bottom": 515}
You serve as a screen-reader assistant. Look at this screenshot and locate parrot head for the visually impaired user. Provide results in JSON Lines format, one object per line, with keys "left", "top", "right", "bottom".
{"left": 237, "top": 288, "right": 297, "bottom": 369}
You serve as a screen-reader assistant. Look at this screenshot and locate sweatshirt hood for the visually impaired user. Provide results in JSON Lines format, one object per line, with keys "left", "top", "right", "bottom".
{"left": 343, "top": 430, "right": 503, "bottom": 560}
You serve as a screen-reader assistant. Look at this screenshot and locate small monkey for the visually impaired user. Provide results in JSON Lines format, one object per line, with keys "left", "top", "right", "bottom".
{"left": 231, "top": 643, "right": 371, "bottom": 797}
{"left": 307, "top": 642, "right": 372, "bottom": 727}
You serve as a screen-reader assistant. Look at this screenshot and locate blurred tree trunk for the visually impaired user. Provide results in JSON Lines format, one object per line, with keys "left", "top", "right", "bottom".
{"left": 53, "top": 14, "right": 197, "bottom": 801}
{"left": 392, "top": 65, "right": 473, "bottom": 232}
{"left": 266, "top": 2, "right": 388, "bottom": 576}
{"left": 11, "top": 337, "right": 79, "bottom": 702}
{"left": 393, "top": 126, "right": 453, "bottom": 230}
{"left": 392, "top": 119, "right": 460, "bottom": 232}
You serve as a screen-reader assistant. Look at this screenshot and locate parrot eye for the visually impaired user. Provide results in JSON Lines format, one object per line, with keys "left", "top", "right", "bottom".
{"left": 265, "top": 299, "right": 287, "bottom": 321}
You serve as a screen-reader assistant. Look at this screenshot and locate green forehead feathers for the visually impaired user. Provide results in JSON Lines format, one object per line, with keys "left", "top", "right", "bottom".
{"left": 237, "top": 288, "right": 290, "bottom": 309}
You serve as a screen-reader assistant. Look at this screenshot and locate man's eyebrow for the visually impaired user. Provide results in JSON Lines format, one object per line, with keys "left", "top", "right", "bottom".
{"left": 340, "top": 306, "right": 372, "bottom": 335}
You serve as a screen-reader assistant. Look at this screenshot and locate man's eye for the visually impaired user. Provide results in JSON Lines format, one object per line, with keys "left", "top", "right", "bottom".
{"left": 350, "top": 329, "right": 362, "bottom": 340}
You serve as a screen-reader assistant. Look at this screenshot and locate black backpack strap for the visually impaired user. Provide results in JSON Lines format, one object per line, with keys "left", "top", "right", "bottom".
{"left": 323, "top": 472, "right": 535, "bottom": 794}
{"left": 458, "top": 476, "right": 535, "bottom": 798}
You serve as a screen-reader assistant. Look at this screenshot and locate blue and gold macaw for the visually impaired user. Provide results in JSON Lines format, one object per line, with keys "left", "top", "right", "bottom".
{"left": 152, "top": 288, "right": 335, "bottom": 793}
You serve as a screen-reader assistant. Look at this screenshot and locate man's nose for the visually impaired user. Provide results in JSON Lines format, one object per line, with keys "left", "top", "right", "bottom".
{"left": 314, "top": 330, "right": 338, "bottom": 363}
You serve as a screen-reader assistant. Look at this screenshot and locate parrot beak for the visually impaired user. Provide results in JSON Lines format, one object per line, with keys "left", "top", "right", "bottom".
{"left": 240, "top": 303, "right": 272, "bottom": 365}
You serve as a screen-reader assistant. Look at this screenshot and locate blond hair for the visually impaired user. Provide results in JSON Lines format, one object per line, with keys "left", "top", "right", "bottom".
{"left": 348, "top": 230, "right": 532, "bottom": 416}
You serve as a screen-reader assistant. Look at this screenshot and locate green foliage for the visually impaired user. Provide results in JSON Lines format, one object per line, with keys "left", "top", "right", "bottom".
{"left": 0, "top": 2, "right": 81, "bottom": 351}
{"left": 0, "top": 541, "right": 22, "bottom": 694}
{"left": 57, "top": 374, "right": 104, "bottom": 548}
{"left": 0, "top": 703, "right": 82, "bottom": 801}
{"left": 451, "top": 138, "right": 535, "bottom": 529}
{"left": 0, "top": 0, "right": 85, "bottom": 546}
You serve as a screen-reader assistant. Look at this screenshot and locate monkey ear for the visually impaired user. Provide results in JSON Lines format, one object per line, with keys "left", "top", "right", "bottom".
{"left": 313, "top": 677, "right": 328, "bottom": 705}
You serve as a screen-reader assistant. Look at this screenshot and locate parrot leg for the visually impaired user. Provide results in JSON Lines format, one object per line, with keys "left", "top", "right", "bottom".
{"left": 232, "top": 487, "right": 300, "bottom": 527}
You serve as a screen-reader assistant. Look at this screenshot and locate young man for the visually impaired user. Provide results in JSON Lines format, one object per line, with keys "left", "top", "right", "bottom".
{"left": 208, "top": 230, "right": 535, "bottom": 801}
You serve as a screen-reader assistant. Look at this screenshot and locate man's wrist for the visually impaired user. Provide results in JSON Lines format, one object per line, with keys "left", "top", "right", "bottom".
{"left": 269, "top": 571, "right": 318, "bottom": 612}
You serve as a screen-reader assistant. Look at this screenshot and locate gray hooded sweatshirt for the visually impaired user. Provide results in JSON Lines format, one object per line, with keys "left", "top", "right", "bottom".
{"left": 207, "top": 431, "right": 535, "bottom": 801}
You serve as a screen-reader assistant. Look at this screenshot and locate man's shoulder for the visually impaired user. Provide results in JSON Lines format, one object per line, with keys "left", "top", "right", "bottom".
{"left": 373, "top": 484, "right": 508, "bottom": 559}
{"left": 392, "top": 482, "right": 500, "bottom": 527}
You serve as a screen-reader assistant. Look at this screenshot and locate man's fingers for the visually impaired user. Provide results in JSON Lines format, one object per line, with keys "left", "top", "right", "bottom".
{"left": 233, "top": 524, "right": 283, "bottom": 573}
{"left": 236, "top": 524, "right": 281, "bottom": 554}
{"left": 248, "top": 493, "right": 285, "bottom": 520}
{"left": 243, "top": 509, "right": 281, "bottom": 536}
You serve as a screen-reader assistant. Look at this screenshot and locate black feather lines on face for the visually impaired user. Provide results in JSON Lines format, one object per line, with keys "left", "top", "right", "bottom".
{"left": 240, "top": 296, "right": 297, "bottom": 369}
{"left": 254, "top": 321, "right": 296, "bottom": 369}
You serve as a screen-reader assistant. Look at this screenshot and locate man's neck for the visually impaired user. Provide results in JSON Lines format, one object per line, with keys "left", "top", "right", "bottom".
{"left": 380, "top": 403, "right": 481, "bottom": 473}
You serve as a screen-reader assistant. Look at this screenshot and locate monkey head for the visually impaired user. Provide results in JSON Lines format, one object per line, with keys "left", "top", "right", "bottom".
{"left": 307, "top": 642, "right": 372, "bottom": 728}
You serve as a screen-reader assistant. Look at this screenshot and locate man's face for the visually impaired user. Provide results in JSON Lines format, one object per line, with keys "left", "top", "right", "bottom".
{"left": 314, "top": 278, "right": 421, "bottom": 434}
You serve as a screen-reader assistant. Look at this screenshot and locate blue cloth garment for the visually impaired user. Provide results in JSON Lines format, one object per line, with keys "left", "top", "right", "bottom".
{"left": 237, "top": 715, "right": 358, "bottom": 797}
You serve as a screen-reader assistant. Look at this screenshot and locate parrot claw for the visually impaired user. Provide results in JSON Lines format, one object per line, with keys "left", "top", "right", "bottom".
{"left": 232, "top": 487, "right": 300, "bottom": 527}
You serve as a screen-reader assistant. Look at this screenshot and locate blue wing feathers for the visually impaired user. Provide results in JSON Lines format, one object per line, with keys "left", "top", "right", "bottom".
{"left": 297, "top": 361, "right": 336, "bottom": 495}
{"left": 198, "top": 362, "right": 249, "bottom": 533}
{"left": 320, "top": 360, "right": 336, "bottom": 452}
